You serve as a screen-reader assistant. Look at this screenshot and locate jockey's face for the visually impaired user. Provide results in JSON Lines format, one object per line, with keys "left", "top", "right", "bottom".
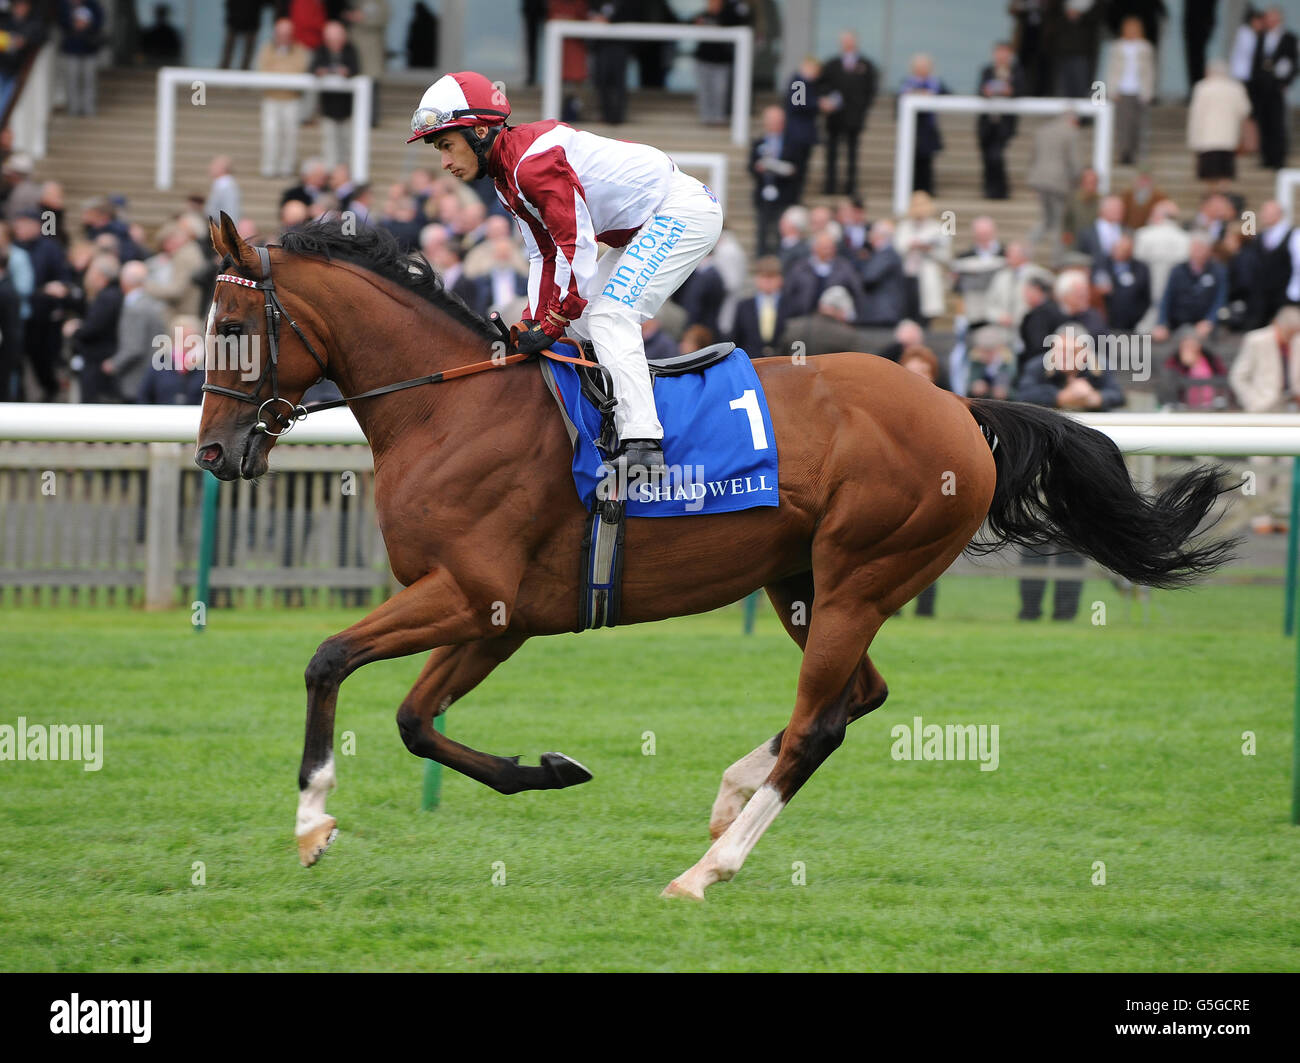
{"left": 433, "top": 127, "right": 488, "bottom": 182}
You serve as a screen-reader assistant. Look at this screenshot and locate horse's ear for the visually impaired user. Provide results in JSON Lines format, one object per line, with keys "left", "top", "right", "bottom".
{"left": 216, "top": 211, "right": 259, "bottom": 274}
{"left": 207, "top": 215, "right": 224, "bottom": 257}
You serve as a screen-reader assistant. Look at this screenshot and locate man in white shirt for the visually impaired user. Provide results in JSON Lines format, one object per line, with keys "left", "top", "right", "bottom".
{"left": 1134, "top": 199, "right": 1191, "bottom": 331}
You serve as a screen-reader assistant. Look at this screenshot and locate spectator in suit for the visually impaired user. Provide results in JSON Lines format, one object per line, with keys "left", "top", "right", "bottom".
{"left": 694, "top": 0, "right": 750, "bottom": 126}
{"left": 1189, "top": 59, "right": 1252, "bottom": 188}
{"left": 1184, "top": 0, "right": 1219, "bottom": 95}
{"left": 1252, "top": 6, "right": 1299, "bottom": 170}
{"left": 205, "top": 155, "right": 241, "bottom": 222}
{"left": 590, "top": 1, "right": 636, "bottom": 124}
{"left": 352, "top": 0, "right": 389, "bottom": 125}
{"left": 1134, "top": 198, "right": 1191, "bottom": 329}
{"left": 1019, "top": 269, "right": 1106, "bottom": 373}
{"left": 1229, "top": 306, "right": 1300, "bottom": 411}
{"left": 312, "top": 21, "right": 360, "bottom": 170}
{"left": 985, "top": 242, "right": 1046, "bottom": 335}
{"left": 144, "top": 217, "right": 204, "bottom": 318}
{"left": 732, "top": 256, "right": 788, "bottom": 360}
{"left": 138, "top": 313, "right": 205, "bottom": 405}
{"left": 1236, "top": 201, "right": 1291, "bottom": 331}
{"left": 749, "top": 105, "right": 800, "bottom": 258}
{"left": 1026, "top": 112, "right": 1080, "bottom": 266}
{"left": 818, "top": 30, "right": 877, "bottom": 196}
{"left": 1160, "top": 326, "right": 1228, "bottom": 409}
{"left": 837, "top": 195, "right": 871, "bottom": 271}
{"left": 220, "top": 0, "right": 263, "bottom": 70}
{"left": 778, "top": 285, "right": 868, "bottom": 358}
{"left": 976, "top": 41, "right": 1025, "bottom": 200}
{"left": 784, "top": 57, "right": 823, "bottom": 203}
{"left": 1016, "top": 322, "right": 1123, "bottom": 621}
{"left": 893, "top": 190, "right": 951, "bottom": 326}
{"left": 899, "top": 54, "right": 947, "bottom": 195}
{"left": 1120, "top": 170, "right": 1166, "bottom": 230}
{"left": 60, "top": 0, "right": 105, "bottom": 117}
{"left": 1049, "top": 0, "right": 1104, "bottom": 99}
{"left": 640, "top": 317, "right": 678, "bottom": 362}
{"left": 12, "top": 208, "right": 70, "bottom": 402}
{"left": 257, "top": 19, "right": 311, "bottom": 180}
{"left": 1063, "top": 166, "right": 1101, "bottom": 247}
{"left": 479, "top": 234, "right": 530, "bottom": 320}
{"left": 62, "top": 251, "right": 121, "bottom": 403}
{"left": 950, "top": 323, "right": 1014, "bottom": 399}
{"left": 419, "top": 223, "right": 487, "bottom": 313}
{"left": 858, "top": 221, "right": 907, "bottom": 327}
{"left": 783, "top": 230, "right": 866, "bottom": 323}
{"left": 1107, "top": 15, "right": 1157, "bottom": 165}
{"left": 775, "top": 205, "right": 810, "bottom": 274}
{"left": 1010, "top": 0, "right": 1051, "bottom": 95}
{"left": 2, "top": 153, "right": 41, "bottom": 223}
{"left": 673, "top": 260, "right": 728, "bottom": 335}
{"left": 101, "top": 260, "right": 166, "bottom": 402}
{"left": 877, "top": 318, "right": 926, "bottom": 363}
{"left": 1075, "top": 195, "right": 1127, "bottom": 267}
{"left": 1094, "top": 233, "right": 1151, "bottom": 332}
{"left": 1018, "top": 274, "right": 1059, "bottom": 372}
{"left": 281, "top": 158, "right": 329, "bottom": 209}
{"left": 1153, "top": 233, "right": 1226, "bottom": 341}
{"left": 952, "top": 215, "right": 1005, "bottom": 326}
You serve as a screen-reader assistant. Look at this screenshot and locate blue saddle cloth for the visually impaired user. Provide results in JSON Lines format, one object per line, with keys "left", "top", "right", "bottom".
{"left": 542, "top": 343, "right": 780, "bottom": 518}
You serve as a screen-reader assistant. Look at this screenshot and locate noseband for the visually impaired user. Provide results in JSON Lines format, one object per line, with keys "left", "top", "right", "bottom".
{"left": 202, "top": 244, "right": 601, "bottom": 436}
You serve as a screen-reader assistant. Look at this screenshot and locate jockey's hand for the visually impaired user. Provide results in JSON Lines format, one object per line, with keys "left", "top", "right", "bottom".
{"left": 514, "top": 322, "right": 556, "bottom": 355}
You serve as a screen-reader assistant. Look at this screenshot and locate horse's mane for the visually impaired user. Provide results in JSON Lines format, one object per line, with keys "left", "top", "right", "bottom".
{"left": 275, "top": 219, "right": 498, "bottom": 340}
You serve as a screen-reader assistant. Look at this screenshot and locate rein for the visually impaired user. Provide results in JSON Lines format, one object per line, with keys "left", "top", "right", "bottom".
{"left": 203, "top": 246, "right": 600, "bottom": 436}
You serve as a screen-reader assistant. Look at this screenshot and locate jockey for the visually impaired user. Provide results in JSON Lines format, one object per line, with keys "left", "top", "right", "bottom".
{"left": 408, "top": 71, "right": 724, "bottom": 480}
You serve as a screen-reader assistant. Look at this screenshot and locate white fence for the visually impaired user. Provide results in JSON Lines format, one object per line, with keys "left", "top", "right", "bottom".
{"left": 541, "top": 20, "right": 754, "bottom": 147}
{"left": 5, "top": 404, "right": 1300, "bottom": 456}
{"left": 893, "top": 95, "right": 1115, "bottom": 217}
{"left": 155, "top": 67, "right": 374, "bottom": 190}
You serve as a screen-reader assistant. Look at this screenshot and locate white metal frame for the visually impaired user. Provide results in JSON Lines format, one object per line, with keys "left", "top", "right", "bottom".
{"left": 1276, "top": 168, "right": 1300, "bottom": 224}
{"left": 155, "top": 67, "right": 374, "bottom": 190}
{"left": 4, "top": 405, "right": 1300, "bottom": 457}
{"left": 893, "top": 95, "right": 1114, "bottom": 218}
{"left": 668, "top": 151, "right": 728, "bottom": 214}
{"left": 540, "top": 20, "right": 754, "bottom": 147}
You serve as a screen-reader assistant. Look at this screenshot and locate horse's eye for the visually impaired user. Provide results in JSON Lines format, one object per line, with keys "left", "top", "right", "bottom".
{"left": 219, "top": 323, "right": 243, "bottom": 336}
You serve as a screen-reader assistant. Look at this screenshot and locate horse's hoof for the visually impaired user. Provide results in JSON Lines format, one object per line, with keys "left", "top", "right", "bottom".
{"left": 660, "top": 879, "right": 705, "bottom": 901}
{"left": 297, "top": 817, "right": 338, "bottom": 867}
{"left": 541, "top": 751, "right": 593, "bottom": 788}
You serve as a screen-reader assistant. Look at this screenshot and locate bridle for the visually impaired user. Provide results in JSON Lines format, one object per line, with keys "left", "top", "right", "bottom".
{"left": 201, "top": 245, "right": 329, "bottom": 436}
{"left": 202, "top": 244, "right": 597, "bottom": 437}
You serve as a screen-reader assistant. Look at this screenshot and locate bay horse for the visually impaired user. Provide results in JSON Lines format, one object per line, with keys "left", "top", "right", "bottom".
{"left": 195, "top": 214, "right": 1233, "bottom": 900}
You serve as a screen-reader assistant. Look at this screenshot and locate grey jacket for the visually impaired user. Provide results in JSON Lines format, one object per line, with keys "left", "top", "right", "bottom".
{"left": 107, "top": 289, "right": 168, "bottom": 400}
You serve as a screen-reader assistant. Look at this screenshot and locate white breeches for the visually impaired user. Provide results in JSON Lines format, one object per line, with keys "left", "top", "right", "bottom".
{"left": 567, "top": 169, "right": 723, "bottom": 442}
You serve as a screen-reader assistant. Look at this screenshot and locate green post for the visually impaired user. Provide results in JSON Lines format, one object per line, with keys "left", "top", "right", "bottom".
{"left": 421, "top": 713, "right": 447, "bottom": 811}
{"left": 1286, "top": 459, "right": 1300, "bottom": 636}
{"left": 742, "top": 591, "right": 760, "bottom": 635}
{"left": 1294, "top": 617, "right": 1300, "bottom": 824}
{"left": 194, "top": 472, "right": 219, "bottom": 633}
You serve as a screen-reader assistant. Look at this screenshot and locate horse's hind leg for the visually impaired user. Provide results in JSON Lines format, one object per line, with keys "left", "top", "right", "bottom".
{"left": 709, "top": 575, "right": 888, "bottom": 840}
{"left": 396, "top": 636, "right": 593, "bottom": 795}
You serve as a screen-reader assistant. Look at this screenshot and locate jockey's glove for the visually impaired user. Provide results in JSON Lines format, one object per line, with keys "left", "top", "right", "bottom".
{"left": 514, "top": 321, "right": 557, "bottom": 355}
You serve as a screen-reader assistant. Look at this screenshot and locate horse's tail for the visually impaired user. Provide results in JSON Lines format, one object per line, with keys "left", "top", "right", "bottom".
{"left": 962, "top": 397, "right": 1239, "bottom": 589}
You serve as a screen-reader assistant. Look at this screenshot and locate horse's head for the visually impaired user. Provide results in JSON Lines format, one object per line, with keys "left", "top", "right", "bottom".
{"left": 195, "top": 213, "right": 327, "bottom": 480}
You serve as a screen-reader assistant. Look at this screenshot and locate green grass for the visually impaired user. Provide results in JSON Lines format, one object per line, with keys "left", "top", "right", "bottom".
{"left": 0, "top": 576, "right": 1296, "bottom": 972}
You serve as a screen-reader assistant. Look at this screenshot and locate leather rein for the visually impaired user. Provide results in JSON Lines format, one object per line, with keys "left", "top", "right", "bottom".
{"left": 201, "top": 244, "right": 599, "bottom": 436}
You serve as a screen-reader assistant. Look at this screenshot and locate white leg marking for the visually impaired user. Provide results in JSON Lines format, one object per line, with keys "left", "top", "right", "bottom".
{"left": 295, "top": 754, "right": 337, "bottom": 836}
{"left": 710, "top": 739, "right": 778, "bottom": 839}
{"left": 667, "top": 784, "right": 786, "bottom": 900}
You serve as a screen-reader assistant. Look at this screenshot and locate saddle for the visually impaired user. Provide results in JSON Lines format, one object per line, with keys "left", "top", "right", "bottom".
{"left": 576, "top": 340, "right": 736, "bottom": 454}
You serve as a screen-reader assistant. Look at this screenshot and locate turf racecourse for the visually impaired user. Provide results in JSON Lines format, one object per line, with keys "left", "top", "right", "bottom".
{"left": 1, "top": 575, "right": 1296, "bottom": 972}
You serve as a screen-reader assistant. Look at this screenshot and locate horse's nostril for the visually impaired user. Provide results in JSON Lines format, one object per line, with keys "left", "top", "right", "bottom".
{"left": 199, "top": 444, "right": 223, "bottom": 464}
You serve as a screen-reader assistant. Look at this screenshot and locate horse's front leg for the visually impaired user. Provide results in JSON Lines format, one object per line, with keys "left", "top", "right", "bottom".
{"left": 396, "top": 637, "right": 592, "bottom": 795}
{"left": 296, "top": 566, "right": 507, "bottom": 867}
